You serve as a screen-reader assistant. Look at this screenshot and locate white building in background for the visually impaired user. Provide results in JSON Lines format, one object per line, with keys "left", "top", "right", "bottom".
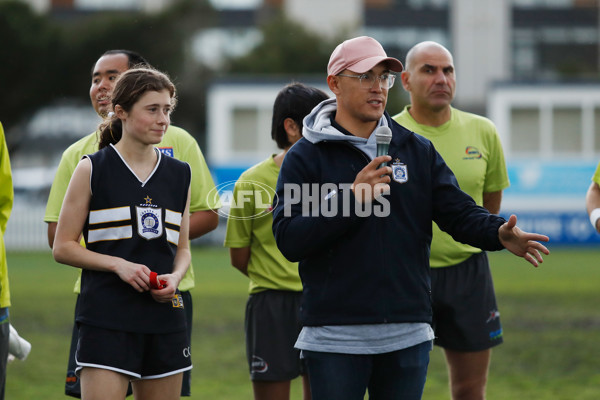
{"left": 284, "top": 0, "right": 362, "bottom": 38}
{"left": 487, "top": 83, "right": 600, "bottom": 244}
{"left": 207, "top": 79, "right": 331, "bottom": 169}
{"left": 489, "top": 84, "right": 600, "bottom": 159}
{"left": 451, "top": 0, "right": 511, "bottom": 110}
{"left": 19, "top": 0, "right": 175, "bottom": 13}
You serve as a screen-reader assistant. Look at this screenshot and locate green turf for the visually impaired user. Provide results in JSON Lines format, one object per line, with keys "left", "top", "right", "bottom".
{"left": 4, "top": 246, "right": 600, "bottom": 399}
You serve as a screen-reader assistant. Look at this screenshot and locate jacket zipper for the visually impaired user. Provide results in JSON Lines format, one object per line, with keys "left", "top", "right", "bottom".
{"left": 329, "top": 140, "right": 391, "bottom": 322}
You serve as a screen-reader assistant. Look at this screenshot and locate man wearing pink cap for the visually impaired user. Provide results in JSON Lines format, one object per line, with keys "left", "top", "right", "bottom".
{"left": 272, "top": 36, "right": 549, "bottom": 399}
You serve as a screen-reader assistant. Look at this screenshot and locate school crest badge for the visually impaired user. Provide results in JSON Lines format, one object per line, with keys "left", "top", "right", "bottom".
{"left": 392, "top": 159, "right": 408, "bottom": 184}
{"left": 136, "top": 206, "right": 163, "bottom": 240}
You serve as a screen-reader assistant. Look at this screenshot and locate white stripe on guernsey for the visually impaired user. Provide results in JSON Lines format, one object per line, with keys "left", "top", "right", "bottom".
{"left": 165, "top": 209, "right": 182, "bottom": 226}
{"left": 166, "top": 228, "right": 180, "bottom": 245}
{"left": 89, "top": 206, "right": 131, "bottom": 224}
{"left": 88, "top": 226, "right": 133, "bottom": 243}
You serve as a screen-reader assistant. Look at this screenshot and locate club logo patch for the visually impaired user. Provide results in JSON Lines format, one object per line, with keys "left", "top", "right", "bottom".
{"left": 463, "top": 146, "right": 482, "bottom": 160}
{"left": 392, "top": 159, "right": 408, "bottom": 183}
{"left": 172, "top": 294, "right": 184, "bottom": 308}
{"left": 251, "top": 356, "right": 269, "bottom": 373}
{"left": 136, "top": 206, "right": 163, "bottom": 240}
{"left": 486, "top": 309, "right": 501, "bottom": 323}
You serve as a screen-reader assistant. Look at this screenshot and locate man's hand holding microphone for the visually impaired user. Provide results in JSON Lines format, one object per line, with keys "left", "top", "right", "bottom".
{"left": 352, "top": 126, "right": 393, "bottom": 204}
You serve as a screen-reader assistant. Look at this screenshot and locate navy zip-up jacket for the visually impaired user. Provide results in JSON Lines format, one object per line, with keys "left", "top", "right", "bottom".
{"left": 272, "top": 111, "right": 506, "bottom": 327}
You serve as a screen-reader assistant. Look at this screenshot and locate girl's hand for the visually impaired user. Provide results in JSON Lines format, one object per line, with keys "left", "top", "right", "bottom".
{"left": 149, "top": 273, "right": 181, "bottom": 303}
{"left": 113, "top": 260, "right": 152, "bottom": 292}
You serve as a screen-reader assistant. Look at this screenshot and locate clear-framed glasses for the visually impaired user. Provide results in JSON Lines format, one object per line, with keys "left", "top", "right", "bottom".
{"left": 337, "top": 72, "right": 397, "bottom": 90}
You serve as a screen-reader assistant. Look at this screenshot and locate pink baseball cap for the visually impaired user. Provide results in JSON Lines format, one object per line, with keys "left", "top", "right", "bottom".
{"left": 327, "top": 36, "right": 404, "bottom": 76}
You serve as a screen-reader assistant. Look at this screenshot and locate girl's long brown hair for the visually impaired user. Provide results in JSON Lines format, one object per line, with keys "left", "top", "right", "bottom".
{"left": 98, "top": 68, "right": 177, "bottom": 149}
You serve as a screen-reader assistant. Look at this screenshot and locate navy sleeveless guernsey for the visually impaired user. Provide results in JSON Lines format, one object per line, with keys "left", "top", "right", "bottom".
{"left": 77, "top": 144, "right": 191, "bottom": 334}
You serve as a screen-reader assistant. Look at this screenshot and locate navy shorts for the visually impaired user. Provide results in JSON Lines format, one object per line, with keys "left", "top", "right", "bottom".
{"left": 431, "top": 252, "right": 503, "bottom": 351}
{"left": 66, "top": 291, "right": 193, "bottom": 397}
{"left": 245, "top": 290, "right": 304, "bottom": 381}
{"left": 76, "top": 324, "right": 192, "bottom": 379}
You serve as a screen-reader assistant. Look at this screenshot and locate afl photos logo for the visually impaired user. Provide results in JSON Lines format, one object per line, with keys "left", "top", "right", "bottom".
{"left": 207, "top": 180, "right": 279, "bottom": 220}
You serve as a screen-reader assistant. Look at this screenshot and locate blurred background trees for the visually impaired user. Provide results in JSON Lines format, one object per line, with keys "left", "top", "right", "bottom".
{"left": 0, "top": 1, "right": 62, "bottom": 133}
{"left": 1, "top": 0, "right": 193, "bottom": 143}
{"left": 0, "top": 0, "right": 343, "bottom": 149}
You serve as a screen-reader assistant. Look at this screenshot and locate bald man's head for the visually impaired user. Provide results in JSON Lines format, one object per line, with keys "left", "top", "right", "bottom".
{"left": 405, "top": 41, "right": 453, "bottom": 72}
{"left": 401, "top": 41, "right": 456, "bottom": 117}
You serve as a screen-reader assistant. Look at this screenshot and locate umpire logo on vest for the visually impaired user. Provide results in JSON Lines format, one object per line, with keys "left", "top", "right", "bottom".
{"left": 136, "top": 206, "right": 163, "bottom": 240}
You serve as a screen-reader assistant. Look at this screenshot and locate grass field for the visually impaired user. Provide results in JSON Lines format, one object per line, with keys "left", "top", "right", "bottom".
{"left": 4, "top": 246, "right": 600, "bottom": 399}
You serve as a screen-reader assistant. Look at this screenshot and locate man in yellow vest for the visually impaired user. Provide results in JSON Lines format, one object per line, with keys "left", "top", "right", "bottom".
{"left": 393, "top": 41, "right": 509, "bottom": 400}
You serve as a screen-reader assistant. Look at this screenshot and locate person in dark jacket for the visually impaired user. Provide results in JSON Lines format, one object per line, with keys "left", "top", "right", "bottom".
{"left": 271, "top": 36, "right": 550, "bottom": 400}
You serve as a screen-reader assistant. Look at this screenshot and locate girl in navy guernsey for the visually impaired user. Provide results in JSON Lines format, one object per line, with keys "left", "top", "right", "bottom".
{"left": 53, "top": 67, "right": 192, "bottom": 400}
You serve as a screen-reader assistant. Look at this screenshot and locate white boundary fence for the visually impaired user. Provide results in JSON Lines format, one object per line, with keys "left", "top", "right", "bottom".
{"left": 5, "top": 199, "right": 48, "bottom": 251}
{"left": 4, "top": 197, "right": 226, "bottom": 251}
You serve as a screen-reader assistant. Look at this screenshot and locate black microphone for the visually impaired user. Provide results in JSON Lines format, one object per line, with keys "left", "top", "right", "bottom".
{"left": 374, "top": 126, "right": 392, "bottom": 169}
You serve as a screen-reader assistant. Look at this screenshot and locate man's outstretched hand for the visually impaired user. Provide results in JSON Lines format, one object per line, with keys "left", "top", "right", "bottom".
{"left": 499, "top": 214, "right": 550, "bottom": 267}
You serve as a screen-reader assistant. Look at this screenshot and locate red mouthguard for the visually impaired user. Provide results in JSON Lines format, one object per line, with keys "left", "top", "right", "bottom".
{"left": 149, "top": 271, "right": 167, "bottom": 289}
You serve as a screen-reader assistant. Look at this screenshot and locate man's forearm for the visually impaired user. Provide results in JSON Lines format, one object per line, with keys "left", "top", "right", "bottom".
{"left": 188, "top": 210, "right": 219, "bottom": 240}
{"left": 585, "top": 182, "right": 600, "bottom": 232}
